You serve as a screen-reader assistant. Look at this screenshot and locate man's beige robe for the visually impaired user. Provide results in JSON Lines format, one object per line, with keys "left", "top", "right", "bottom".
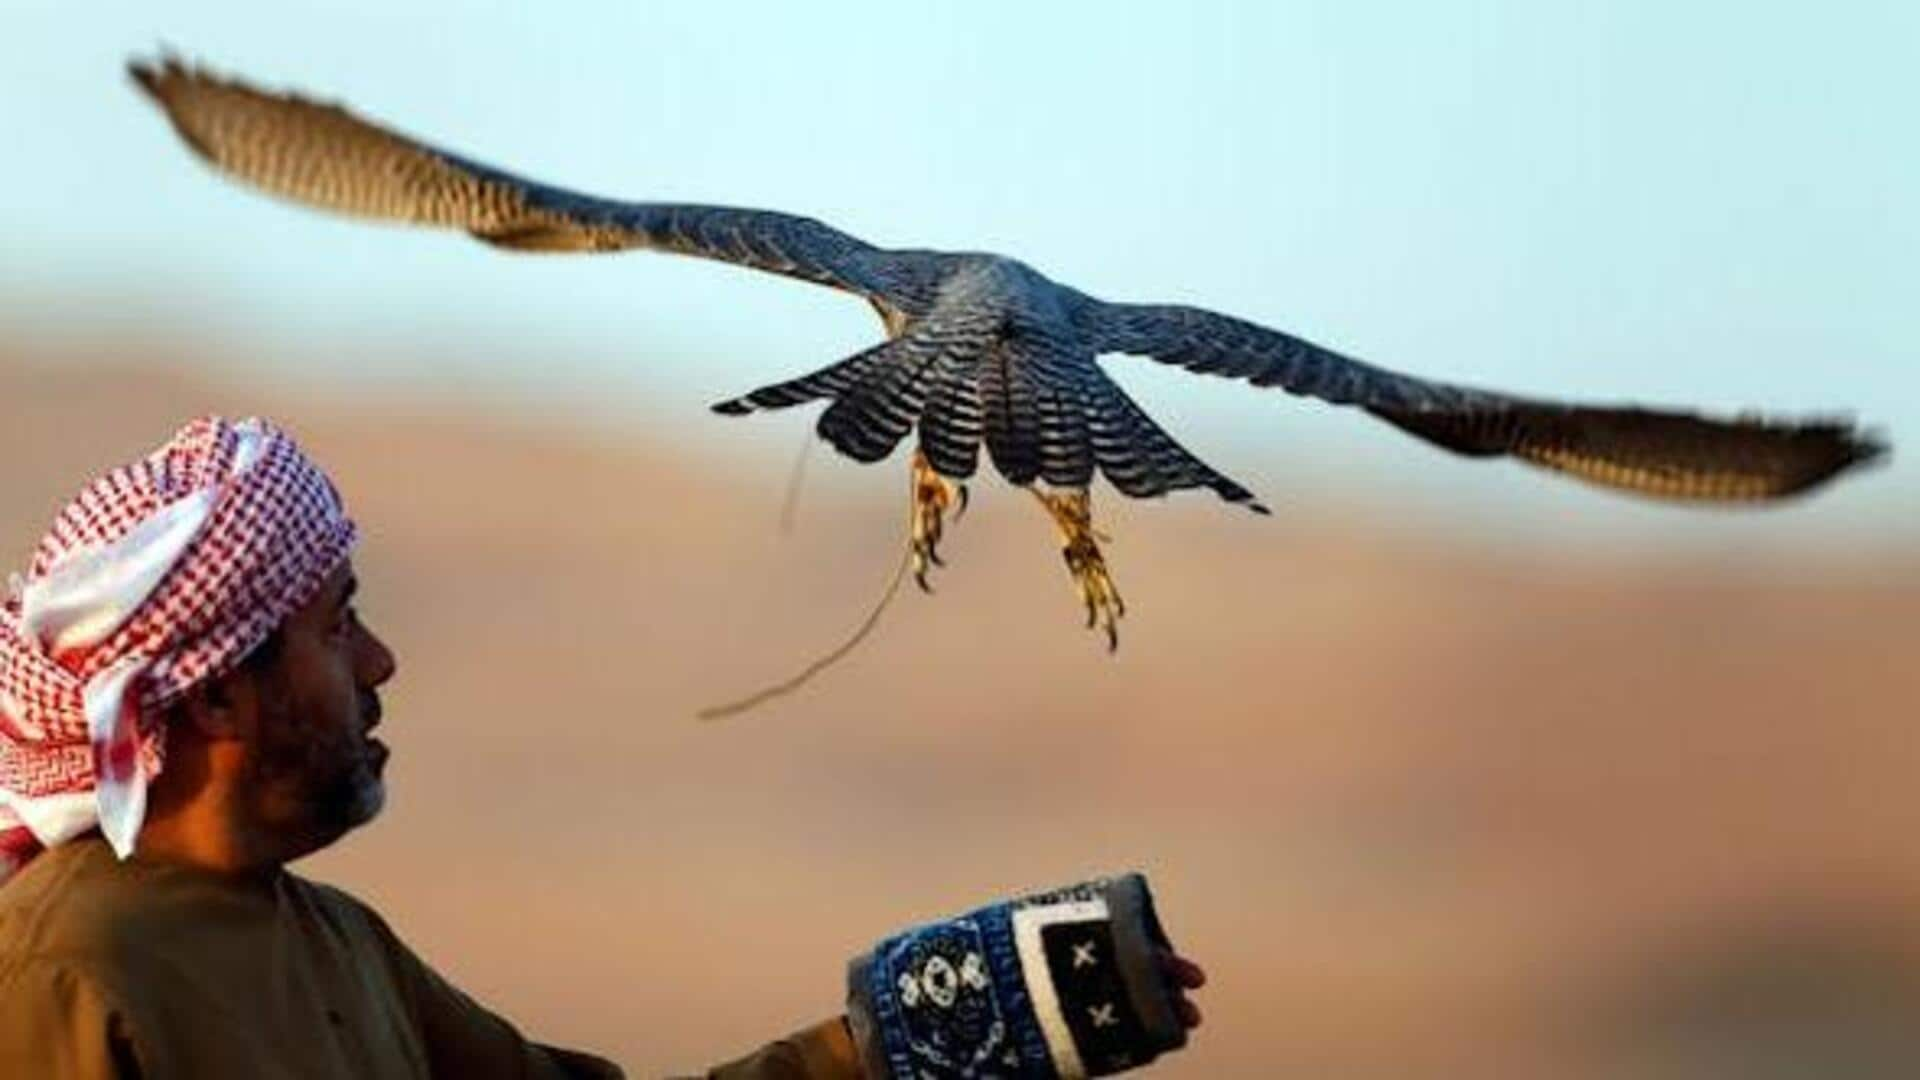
{"left": 0, "top": 838, "right": 858, "bottom": 1078}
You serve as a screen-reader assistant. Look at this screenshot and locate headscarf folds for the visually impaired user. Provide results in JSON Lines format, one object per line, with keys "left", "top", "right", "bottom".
{"left": 0, "top": 416, "right": 356, "bottom": 882}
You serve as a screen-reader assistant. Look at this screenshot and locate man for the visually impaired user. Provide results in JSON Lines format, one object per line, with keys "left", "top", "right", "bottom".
{"left": 0, "top": 416, "right": 1203, "bottom": 1078}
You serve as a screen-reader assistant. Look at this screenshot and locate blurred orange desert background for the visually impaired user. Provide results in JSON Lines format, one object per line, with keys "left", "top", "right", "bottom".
{"left": 4, "top": 344, "right": 1916, "bottom": 1078}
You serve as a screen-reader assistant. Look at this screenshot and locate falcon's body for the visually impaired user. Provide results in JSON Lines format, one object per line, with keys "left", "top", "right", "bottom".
{"left": 720, "top": 252, "right": 1276, "bottom": 515}
{"left": 130, "top": 57, "right": 1885, "bottom": 646}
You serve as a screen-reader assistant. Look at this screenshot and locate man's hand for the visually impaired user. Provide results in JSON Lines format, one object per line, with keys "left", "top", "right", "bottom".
{"left": 1160, "top": 949, "right": 1206, "bottom": 1029}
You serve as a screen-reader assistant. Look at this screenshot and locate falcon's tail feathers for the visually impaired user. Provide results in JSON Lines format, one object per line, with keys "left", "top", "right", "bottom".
{"left": 1087, "top": 372, "right": 1269, "bottom": 513}
{"left": 815, "top": 337, "right": 948, "bottom": 463}
{"left": 710, "top": 340, "right": 901, "bottom": 416}
{"left": 915, "top": 349, "right": 985, "bottom": 479}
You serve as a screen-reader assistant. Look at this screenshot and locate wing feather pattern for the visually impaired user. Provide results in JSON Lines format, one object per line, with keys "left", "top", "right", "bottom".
{"left": 1095, "top": 302, "right": 1884, "bottom": 500}
{"left": 129, "top": 58, "right": 887, "bottom": 295}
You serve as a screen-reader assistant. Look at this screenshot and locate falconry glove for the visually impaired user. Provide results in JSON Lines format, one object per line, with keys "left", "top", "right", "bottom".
{"left": 847, "top": 873, "right": 1187, "bottom": 1079}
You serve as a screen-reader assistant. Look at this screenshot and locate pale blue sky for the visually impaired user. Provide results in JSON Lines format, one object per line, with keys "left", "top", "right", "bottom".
{"left": 4, "top": 2, "right": 1913, "bottom": 543}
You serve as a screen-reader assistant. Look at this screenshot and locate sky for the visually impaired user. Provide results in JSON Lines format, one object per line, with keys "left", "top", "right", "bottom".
{"left": 3, "top": 1, "right": 1914, "bottom": 544}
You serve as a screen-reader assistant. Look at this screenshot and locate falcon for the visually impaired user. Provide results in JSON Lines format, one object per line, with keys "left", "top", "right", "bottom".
{"left": 130, "top": 57, "right": 1885, "bottom": 648}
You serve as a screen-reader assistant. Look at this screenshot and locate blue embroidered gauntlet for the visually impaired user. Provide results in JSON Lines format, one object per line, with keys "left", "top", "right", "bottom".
{"left": 847, "top": 873, "right": 1188, "bottom": 1078}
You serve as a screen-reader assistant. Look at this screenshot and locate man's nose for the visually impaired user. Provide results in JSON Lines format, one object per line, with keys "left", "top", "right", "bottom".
{"left": 356, "top": 624, "right": 397, "bottom": 687}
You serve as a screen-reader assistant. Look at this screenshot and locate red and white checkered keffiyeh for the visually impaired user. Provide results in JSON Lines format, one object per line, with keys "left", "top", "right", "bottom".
{"left": 0, "top": 416, "right": 356, "bottom": 883}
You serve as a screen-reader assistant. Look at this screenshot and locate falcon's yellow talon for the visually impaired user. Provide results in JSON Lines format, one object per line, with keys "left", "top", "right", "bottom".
{"left": 909, "top": 451, "right": 963, "bottom": 591}
{"left": 1032, "top": 488, "right": 1125, "bottom": 649}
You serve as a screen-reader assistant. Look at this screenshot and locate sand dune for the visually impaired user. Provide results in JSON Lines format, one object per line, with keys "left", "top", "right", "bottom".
{"left": 4, "top": 350, "right": 1917, "bottom": 1077}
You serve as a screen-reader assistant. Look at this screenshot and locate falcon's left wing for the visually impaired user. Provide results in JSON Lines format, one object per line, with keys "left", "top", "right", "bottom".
{"left": 129, "top": 58, "right": 889, "bottom": 297}
{"left": 1095, "top": 302, "right": 1885, "bottom": 501}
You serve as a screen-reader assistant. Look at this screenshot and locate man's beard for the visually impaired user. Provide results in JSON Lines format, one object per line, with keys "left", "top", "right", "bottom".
{"left": 251, "top": 697, "right": 387, "bottom": 838}
{"left": 310, "top": 753, "right": 386, "bottom": 832}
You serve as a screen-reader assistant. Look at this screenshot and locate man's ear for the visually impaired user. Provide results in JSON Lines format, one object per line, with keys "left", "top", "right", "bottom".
{"left": 171, "top": 669, "right": 255, "bottom": 741}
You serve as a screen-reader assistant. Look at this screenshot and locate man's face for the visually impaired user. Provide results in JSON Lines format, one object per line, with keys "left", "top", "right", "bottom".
{"left": 243, "top": 559, "right": 397, "bottom": 846}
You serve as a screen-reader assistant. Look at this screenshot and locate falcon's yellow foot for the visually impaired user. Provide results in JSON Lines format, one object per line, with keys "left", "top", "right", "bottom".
{"left": 909, "top": 451, "right": 968, "bottom": 592}
{"left": 1031, "top": 488, "right": 1125, "bottom": 651}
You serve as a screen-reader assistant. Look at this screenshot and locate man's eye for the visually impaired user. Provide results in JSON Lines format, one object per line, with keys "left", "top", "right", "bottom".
{"left": 334, "top": 607, "right": 356, "bottom": 635}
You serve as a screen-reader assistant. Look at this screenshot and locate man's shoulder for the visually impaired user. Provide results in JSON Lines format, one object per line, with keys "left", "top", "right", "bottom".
{"left": 1, "top": 841, "right": 143, "bottom": 958}
{"left": 0, "top": 839, "right": 273, "bottom": 985}
{"left": 0, "top": 841, "right": 152, "bottom": 1003}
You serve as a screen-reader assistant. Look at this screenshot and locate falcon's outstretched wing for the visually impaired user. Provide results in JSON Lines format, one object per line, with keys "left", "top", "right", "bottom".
{"left": 129, "top": 58, "right": 888, "bottom": 296}
{"left": 1095, "top": 303, "right": 1885, "bottom": 500}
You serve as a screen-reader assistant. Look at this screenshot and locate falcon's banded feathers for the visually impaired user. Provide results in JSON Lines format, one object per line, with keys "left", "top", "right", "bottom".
{"left": 131, "top": 57, "right": 1884, "bottom": 512}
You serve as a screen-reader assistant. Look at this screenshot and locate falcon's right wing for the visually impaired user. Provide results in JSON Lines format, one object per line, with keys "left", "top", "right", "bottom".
{"left": 1095, "top": 302, "right": 1885, "bottom": 501}
{"left": 129, "top": 58, "right": 889, "bottom": 297}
